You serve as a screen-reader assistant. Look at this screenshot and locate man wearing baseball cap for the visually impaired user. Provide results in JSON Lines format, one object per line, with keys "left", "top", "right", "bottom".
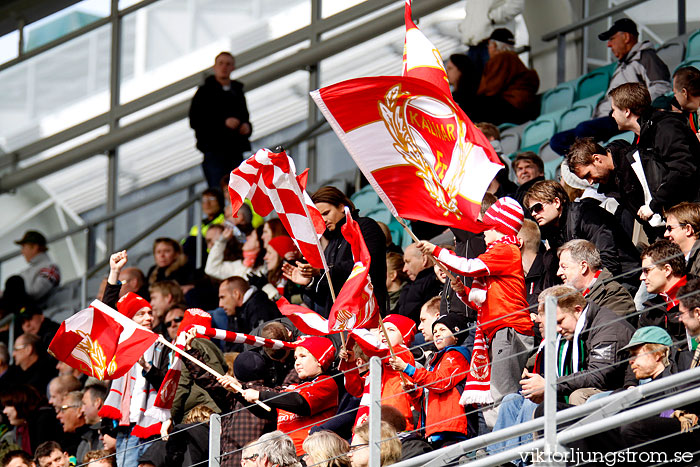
{"left": 549, "top": 17, "right": 671, "bottom": 156}
{"left": 12, "top": 230, "right": 61, "bottom": 305}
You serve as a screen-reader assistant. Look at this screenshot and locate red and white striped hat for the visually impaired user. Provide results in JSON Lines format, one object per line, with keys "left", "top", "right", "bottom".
{"left": 482, "top": 196, "right": 524, "bottom": 235}
{"left": 294, "top": 336, "right": 336, "bottom": 370}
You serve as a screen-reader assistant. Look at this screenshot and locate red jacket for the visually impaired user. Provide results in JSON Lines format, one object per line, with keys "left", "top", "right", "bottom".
{"left": 407, "top": 346, "right": 470, "bottom": 438}
{"left": 435, "top": 237, "right": 533, "bottom": 340}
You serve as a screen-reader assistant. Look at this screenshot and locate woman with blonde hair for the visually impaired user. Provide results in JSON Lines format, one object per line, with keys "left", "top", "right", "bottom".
{"left": 348, "top": 421, "right": 402, "bottom": 467}
{"left": 302, "top": 431, "right": 351, "bottom": 467}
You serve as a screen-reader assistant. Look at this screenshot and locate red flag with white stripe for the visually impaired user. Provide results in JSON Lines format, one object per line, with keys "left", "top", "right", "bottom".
{"left": 193, "top": 325, "right": 297, "bottom": 350}
{"left": 402, "top": 0, "right": 451, "bottom": 97}
{"left": 228, "top": 148, "right": 327, "bottom": 269}
{"left": 328, "top": 207, "right": 380, "bottom": 332}
{"left": 49, "top": 301, "right": 159, "bottom": 380}
{"left": 311, "top": 76, "right": 503, "bottom": 233}
{"left": 277, "top": 297, "right": 333, "bottom": 335}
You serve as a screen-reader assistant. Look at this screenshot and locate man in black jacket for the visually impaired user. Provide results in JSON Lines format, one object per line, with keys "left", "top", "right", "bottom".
{"left": 399, "top": 243, "right": 442, "bottom": 325}
{"left": 218, "top": 276, "right": 281, "bottom": 352}
{"left": 189, "top": 52, "right": 252, "bottom": 188}
{"left": 524, "top": 180, "right": 640, "bottom": 286}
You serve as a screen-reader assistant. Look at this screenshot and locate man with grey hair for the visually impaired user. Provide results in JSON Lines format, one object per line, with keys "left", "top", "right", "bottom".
{"left": 556, "top": 239, "right": 635, "bottom": 318}
{"left": 241, "top": 431, "right": 301, "bottom": 467}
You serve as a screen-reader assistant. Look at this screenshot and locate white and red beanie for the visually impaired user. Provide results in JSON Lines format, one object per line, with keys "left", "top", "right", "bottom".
{"left": 177, "top": 308, "right": 212, "bottom": 338}
{"left": 383, "top": 314, "right": 417, "bottom": 346}
{"left": 482, "top": 196, "right": 524, "bottom": 235}
{"left": 294, "top": 336, "right": 336, "bottom": 370}
{"left": 116, "top": 292, "right": 151, "bottom": 319}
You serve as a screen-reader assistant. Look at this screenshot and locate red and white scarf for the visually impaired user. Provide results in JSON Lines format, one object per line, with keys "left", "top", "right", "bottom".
{"left": 99, "top": 341, "right": 162, "bottom": 438}
{"left": 459, "top": 325, "right": 493, "bottom": 405}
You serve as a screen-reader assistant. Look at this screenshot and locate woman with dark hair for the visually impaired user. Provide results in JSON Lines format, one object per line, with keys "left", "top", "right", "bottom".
{"left": 204, "top": 225, "right": 265, "bottom": 281}
{"left": 283, "top": 186, "right": 387, "bottom": 317}
{"left": 147, "top": 237, "right": 193, "bottom": 286}
{"left": 261, "top": 218, "right": 290, "bottom": 247}
{"left": 445, "top": 54, "right": 480, "bottom": 112}
{"left": 0, "top": 385, "right": 62, "bottom": 455}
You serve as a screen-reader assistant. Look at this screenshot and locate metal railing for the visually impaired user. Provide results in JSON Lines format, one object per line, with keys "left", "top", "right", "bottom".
{"left": 542, "top": 0, "right": 688, "bottom": 83}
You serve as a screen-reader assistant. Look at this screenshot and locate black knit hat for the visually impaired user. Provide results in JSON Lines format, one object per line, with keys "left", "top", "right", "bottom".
{"left": 233, "top": 350, "right": 267, "bottom": 383}
{"left": 489, "top": 28, "right": 515, "bottom": 46}
{"left": 432, "top": 313, "right": 470, "bottom": 337}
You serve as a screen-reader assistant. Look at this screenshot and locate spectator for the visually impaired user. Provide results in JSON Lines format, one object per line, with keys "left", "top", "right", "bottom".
{"left": 17, "top": 308, "right": 59, "bottom": 355}
{"left": 390, "top": 313, "right": 471, "bottom": 448}
{"left": 182, "top": 347, "right": 274, "bottom": 467}
{"left": 48, "top": 375, "right": 81, "bottom": 413}
{"left": 116, "top": 267, "right": 148, "bottom": 300}
{"left": 189, "top": 51, "right": 252, "bottom": 189}
{"left": 418, "top": 197, "right": 534, "bottom": 426}
{"left": 0, "top": 385, "right": 62, "bottom": 456}
{"left": 550, "top": 18, "right": 671, "bottom": 155}
{"left": 97, "top": 291, "right": 164, "bottom": 467}
{"left": 511, "top": 152, "right": 545, "bottom": 207}
{"left": 609, "top": 82, "right": 700, "bottom": 222}
{"left": 399, "top": 244, "right": 442, "bottom": 324}
{"left": 146, "top": 238, "right": 193, "bottom": 287}
{"left": 183, "top": 188, "right": 226, "bottom": 268}
{"left": 162, "top": 306, "right": 185, "bottom": 342}
{"left": 524, "top": 180, "right": 640, "bottom": 285}
{"left": 664, "top": 202, "right": 700, "bottom": 275}
{"left": 379, "top": 405, "right": 431, "bottom": 461}
{"left": 8, "top": 231, "right": 61, "bottom": 308}
{"left": 148, "top": 280, "right": 185, "bottom": 334}
{"left": 95, "top": 420, "right": 117, "bottom": 457}
{"left": 33, "top": 442, "right": 70, "bottom": 467}
{"left": 638, "top": 240, "right": 688, "bottom": 344}
{"left": 240, "top": 432, "right": 301, "bottom": 467}
{"left": 463, "top": 28, "right": 539, "bottom": 125}
{"left": 245, "top": 320, "right": 300, "bottom": 388}
{"left": 445, "top": 54, "right": 480, "bottom": 112}
{"left": 302, "top": 431, "right": 351, "bottom": 467}
{"left": 556, "top": 240, "right": 635, "bottom": 317}
{"left": 57, "top": 391, "right": 98, "bottom": 461}
{"left": 386, "top": 253, "right": 409, "bottom": 314}
{"left": 285, "top": 187, "right": 387, "bottom": 317}
{"left": 217, "top": 277, "right": 281, "bottom": 352}
{"left": 518, "top": 219, "right": 556, "bottom": 307}
{"left": 81, "top": 386, "right": 107, "bottom": 426}
{"left": 263, "top": 236, "right": 299, "bottom": 300}
{"left": 205, "top": 226, "right": 263, "bottom": 281}
{"left": 0, "top": 343, "right": 16, "bottom": 388}
{"left": 235, "top": 337, "right": 339, "bottom": 456}
{"left": 417, "top": 297, "right": 441, "bottom": 345}
{"left": 348, "top": 421, "right": 402, "bottom": 467}
{"left": 672, "top": 66, "right": 700, "bottom": 141}
{"left": 83, "top": 450, "right": 115, "bottom": 467}
{"left": 375, "top": 222, "right": 402, "bottom": 256}
{"left": 1, "top": 450, "right": 35, "bottom": 467}
{"left": 260, "top": 218, "right": 290, "bottom": 248}
{"left": 12, "top": 334, "right": 57, "bottom": 396}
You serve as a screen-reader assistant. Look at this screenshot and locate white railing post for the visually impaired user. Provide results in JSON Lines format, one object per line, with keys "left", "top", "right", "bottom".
{"left": 369, "top": 356, "right": 382, "bottom": 467}
{"left": 209, "top": 413, "right": 221, "bottom": 467}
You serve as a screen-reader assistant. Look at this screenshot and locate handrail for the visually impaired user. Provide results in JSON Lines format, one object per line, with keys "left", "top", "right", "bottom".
{"left": 541, "top": 0, "right": 650, "bottom": 41}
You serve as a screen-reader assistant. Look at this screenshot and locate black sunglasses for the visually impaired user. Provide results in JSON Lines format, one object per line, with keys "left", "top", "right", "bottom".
{"left": 165, "top": 317, "right": 183, "bottom": 327}
{"left": 529, "top": 202, "right": 544, "bottom": 215}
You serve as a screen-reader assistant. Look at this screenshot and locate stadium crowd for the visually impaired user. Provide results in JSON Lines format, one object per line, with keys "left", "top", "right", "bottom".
{"left": 1, "top": 15, "right": 700, "bottom": 467}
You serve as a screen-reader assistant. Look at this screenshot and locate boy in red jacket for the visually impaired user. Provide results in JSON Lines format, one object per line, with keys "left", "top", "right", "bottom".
{"left": 416, "top": 197, "right": 534, "bottom": 428}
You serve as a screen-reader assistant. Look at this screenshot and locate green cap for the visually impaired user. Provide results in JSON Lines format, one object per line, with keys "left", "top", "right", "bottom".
{"left": 619, "top": 326, "right": 672, "bottom": 353}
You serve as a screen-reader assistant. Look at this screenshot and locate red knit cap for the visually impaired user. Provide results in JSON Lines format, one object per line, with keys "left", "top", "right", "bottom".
{"left": 383, "top": 314, "right": 416, "bottom": 346}
{"left": 177, "top": 308, "right": 212, "bottom": 338}
{"left": 293, "top": 336, "right": 336, "bottom": 370}
{"left": 116, "top": 292, "right": 151, "bottom": 319}
{"left": 482, "top": 196, "right": 524, "bottom": 235}
{"left": 268, "top": 236, "right": 297, "bottom": 259}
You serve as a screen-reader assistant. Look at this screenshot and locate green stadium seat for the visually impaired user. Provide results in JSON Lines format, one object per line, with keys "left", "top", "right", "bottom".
{"left": 576, "top": 68, "right": 611, "bottom": 101}
{"left": 675, "top": 58, "right": 700, "bottom": 74}
{"left": 573, "top": 91, "right": 605, "bottom": 109}
{"left": 607, "top": 131, "right": 635, "bottom": 144}
{"left": 540, "top": 82, "right": 576, "bottom": 114}
{"left": 543, "top": 158, "right": 562, "bottom": 181}
{"left": 500, "top": 127, "right": 521, "bottom": 156}
{"left": 686, "top": 29, "right": 700, "bottom": 60}
{"left": 558, "top": 103, "right": 594, "bottom": 132}
{"left": 351, "top": 185, "right": 382, "bottom": 215}
{"left": 657, "top": 38, "right": 686, "bottom": 73}
{"left": 520, "top": 115, "right": 558, "bottom": 151}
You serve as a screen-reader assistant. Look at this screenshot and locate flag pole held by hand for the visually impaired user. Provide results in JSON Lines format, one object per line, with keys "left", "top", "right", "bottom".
{"left": 395, "top": 216, "right": 457, "bottom": 282}
{"left": 377, "top": 316, "right": 408, "bottom": 385}
{"left": 156, "top": 336, "right": 272, "bottom": 412}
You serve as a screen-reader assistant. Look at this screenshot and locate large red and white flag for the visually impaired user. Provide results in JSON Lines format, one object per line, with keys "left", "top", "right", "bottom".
{"left": 277, "top": 297, "right": 334, "bottom": 335}
{"left": 328, "top": 207, "right": 380, "bottom": 332}
{"left": 402, "top": 0, "right": 451, "bottom": 97}
{"left": 311, "top": 76, "right": 503, "bottom": 233}
{"left": 49, "top": 301, "right": 159, "bottom": 380}
{"left": 228, "top": 148, "right": 327, "bottom": 269}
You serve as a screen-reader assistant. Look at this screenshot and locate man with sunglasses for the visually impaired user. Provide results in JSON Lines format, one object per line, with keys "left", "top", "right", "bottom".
{"left": 638, "top": 240, "right": 689, "bottom": 347}
{"left": 524, "top": 180, "right": 640, "bottom": 288}
{"left": 664, "top": 202, "right": 700, "bottom": 277}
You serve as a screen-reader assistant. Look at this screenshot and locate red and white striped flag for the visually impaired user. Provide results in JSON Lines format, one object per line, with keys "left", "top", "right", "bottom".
{"left": 49, "top": 301, "right": 159, "bottom": 380}
{"left": 228, "top": 148, "right": 327, "bottom": 269}
{"left": 277, "top": 297, "right": 333, "bottom": 335}
{"left": 402, "top": 0, "right": 451, "bottom": 97}
{"left": 193, "top": 326, "right": 297, "bottom": 350}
